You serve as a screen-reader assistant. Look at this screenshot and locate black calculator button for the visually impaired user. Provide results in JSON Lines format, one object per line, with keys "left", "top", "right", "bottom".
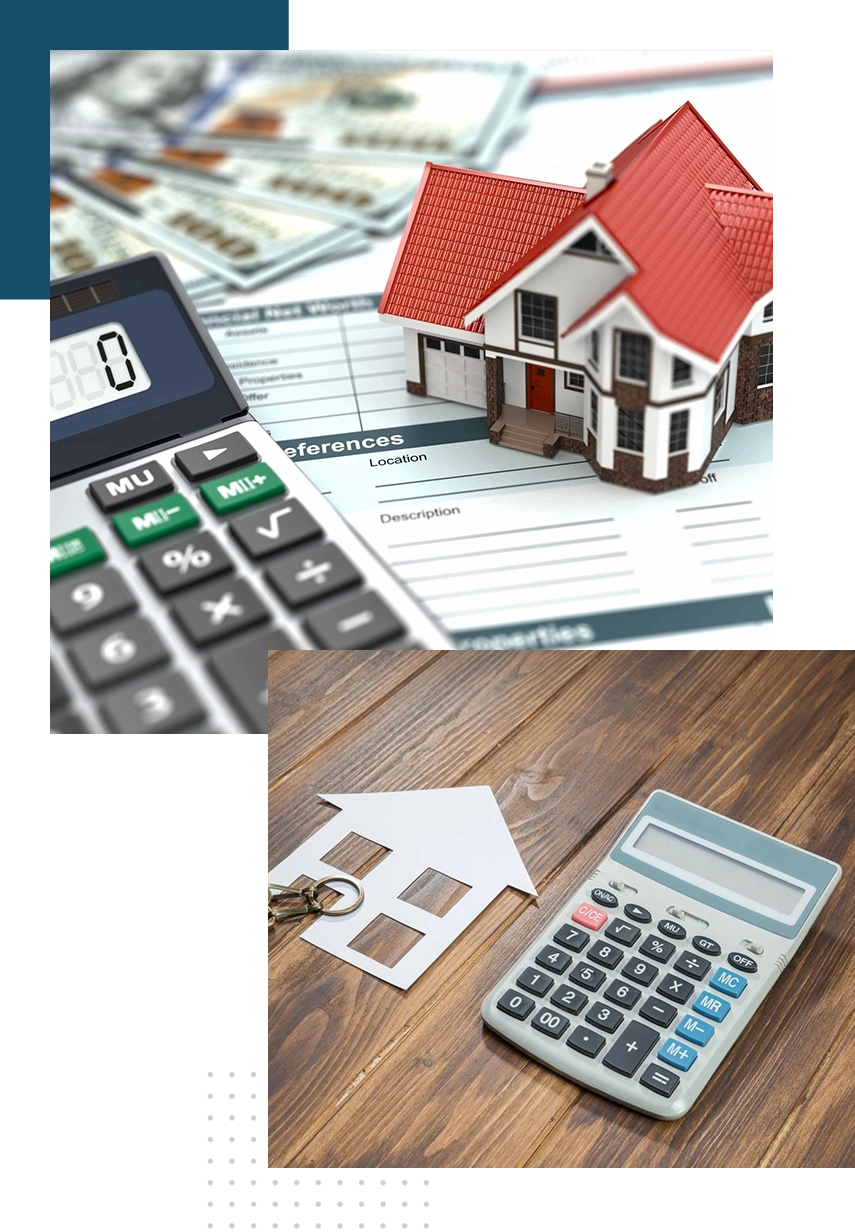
{"left": 88, "top": 460, "right": 173, "bottom": 511}
{"left": 639, "top": 1064, "right": 680, "bottom": 1097}
{"left": 728, "top": 951, "right": 759, "bottom": 974}
{"left": 535, "top": 946, "right": 572, "bottom": 974}
{"left": 550, "top": 985, "right": 588, "bottom": 1014}
{"left": 590, "top": 888, "right": 619, "bottom": 909}
{"left": 51, "top": 660, "right": 69, "bottom": 711}
{"left": 531, "top": 1007, "right": 570, "bottom": 1038}
{"left": 658, "top": 918, "right": 687, "bottom": 939}
{"left": 51, "top": 712, "right": 88, "bottom": 733}
{"left": 587, "top": 940, "right": 624, "bottom": 970}
{"left": 639, "top": 935, "right": 675, "bottom": 963}
{"left": 693, "top": 936, "right": 722, "bottom": 956}
{"left": 230, "top": 498, "right": 322, "bottom": 559}
{"left": 50, "top": 567, "right": 136, "bottom": 635}
{"left": 553, "top": 924, "right": 589, "bottom": 952}
{"left": 605, "top": 919, "right": 640, "bottom": 946}
{"left": 497, "top": 990, "right": 535, "bottom": 1020}
{"left": 603, "top": 1022, "right": 660, "bottom": 1077}
{"left": 604, "top": 980, "right": 641, "bottom": 1009}
{"left": 138, "top": 531, "right": 233, "bottom": 594}
{"left": 567, "top": 1026, "right": 605, "bottom": 1057}
{"left": 67, "top": 617, "right": 169, "bottom": 690}
{"left": 674, "top": 950, "right": 711, "bottom": 980}
{"left": 656, "top": 975, "right": 695, "bottom": 1004}
{"left": 174, "top": 432, "right": 258, "bottom": 481}
{"left": 266, "top": 543, "right": 361, "bottom": 608}
{"left": 568, "top": 961, "right": 606, "bottom": 992}
{"left": 100, "top": 671, "right": 205, "bottom": 734}
{"left": 621, "top": 957, "right": 659, "bottom": 987}
{"left": 207, "top": 628, "right": 296, "bottom": 733}
{"left": 624, "top": 903, "right": 652, "bottom": 924}
{"left": 585, "top": 1002, "right": 623, "bottom": 1033}
{"left": 517, "top": 967, "right": 554, "bottom": 996}
{"left": 172, "top": 578, "right": 269, "bottom": 646}
{"left": 304, "top": 591, "right": 405, "bottom": 649}
{"left": 639, "top": 996, "right": 677, "bottom": 1028}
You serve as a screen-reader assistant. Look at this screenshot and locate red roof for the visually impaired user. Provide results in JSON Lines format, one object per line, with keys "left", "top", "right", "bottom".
{"left": 378, "top": 164, "right": 585, "bottom": 333}
{"left": 380, "top": 102, "right": 772, "bottom": 363}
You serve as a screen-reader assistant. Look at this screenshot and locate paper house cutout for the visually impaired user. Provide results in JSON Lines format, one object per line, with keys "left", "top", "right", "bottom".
{"left": 268, "top": 787, "right": 536, "bottom": 989}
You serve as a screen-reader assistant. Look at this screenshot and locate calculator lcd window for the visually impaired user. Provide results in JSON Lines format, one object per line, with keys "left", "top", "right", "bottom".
{"left": 51, "top": 321, "right": 152, "bottom": 421}
{"left": 627, "top": 818, "right": 812, "bottom": 925}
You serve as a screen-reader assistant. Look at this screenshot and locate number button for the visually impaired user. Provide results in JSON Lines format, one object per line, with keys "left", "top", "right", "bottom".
{"left": 709, "top": 967, "right": 747, "bottom": 998}
{"left": 568, "top": 961, "right": 606, "bottom": 992}
{"left": 99, "top": 671, "right": 205, "bottom": 734}
{"left": 605, "top": 919, "right": 641, "bottom": 946}
{"left": 693, "top": 935, "right": 721, "bottom": 956}
{"left": 138, "top": 531, "right": 233, "bottom": 595}
{"left": 673, "top": 950, "right": 711, "bottom": 980}
{"left": 658, "top": 1038, "right": 698, "bottom": 1071}
{"left": 624, "top": 903, "right": 652, "bottom": 923}
{"left": 584, "top": 1002, "right": 623, "bottom": 1034}
{"left": 638, "top": 996, "right": 678, "bottom": 1028}
{"left": 497, "top": 990, "right": 535, "bottom": 1020}
{"left": 531, "top": 1007, "right": 570, "bottom": 1039}
{"left": 535, "top": 946, "right": 572, "bottom": 974}
{"left": 590, "top": 888, "right": 619, "bottom": 908}
{"left": 549, "top": 985, "right": 588, "bottom": 1015}
{"left": 517, "top": 967, "right": 554, "bottom": 996}
{"left": 50, "top": 567, "right": 136, "bottom": 634}
{"left": 567, "top": 1026, "right": 606, "bottom": 1057}
{"left": 675, "top": 1014, "right": 715, "bottom": 1047}
{"left": 692, "top": 990, "right": 730, "bottom": 1022}
{"left": 639, "top": 1064, "right": 680, "bottom": 1097}
{"left": 602, "top": 1021, "right": 660, "bottom": 1077}
{"left": 656, "top": 975, "right": 695, "bottom": 1005}
{"left": 728, "top": 952, "right": 758, "bottom": 974}
{"left": 658, "top": 918, "right": 687, "bottom": 939}
{"left": 639, "top": 935, "right": 676, "bottom": 963}
{"left": 207, "top": 628, "right": 295, "bottom": 734}
{"left": 620, "top": 957, "right": 659, "bottom": 987}
{"left": 570, "top": 902, "right": 609, "bottom": 931}
{"left": 604, "top": 980, "right": 641, "bottom": 1010}
{"left": 553, "top": 924, "right": 589, "bottom": 952}
{"left": 67, "top": 617, "right": 169, "bottom": 690}
{"left": 587, "top": 940, "right": 624, "bottom": 970}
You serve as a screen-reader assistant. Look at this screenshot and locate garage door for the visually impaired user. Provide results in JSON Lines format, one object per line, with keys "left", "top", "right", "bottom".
{"left": 423, "top": 337, "right": 486, "bottom": 408}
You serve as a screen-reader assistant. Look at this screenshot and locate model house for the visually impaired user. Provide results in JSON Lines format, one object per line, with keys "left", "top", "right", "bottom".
{"left": 379, "top": 101, "right": 772, "bottom": 493}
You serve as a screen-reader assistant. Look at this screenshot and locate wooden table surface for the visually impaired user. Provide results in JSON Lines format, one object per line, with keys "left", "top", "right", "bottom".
{"left": 268, "top": 649, "right": 855, "bottom": 1168}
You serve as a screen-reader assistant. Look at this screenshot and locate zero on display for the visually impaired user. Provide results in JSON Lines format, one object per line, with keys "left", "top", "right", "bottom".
{"left": 50, "top": 321, "right": 152, "bottom": 420}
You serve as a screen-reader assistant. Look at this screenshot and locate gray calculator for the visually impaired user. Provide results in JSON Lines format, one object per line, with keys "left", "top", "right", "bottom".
{"left": 51, "top": 253, "right": 453, "bottom": 733}
{"left": 481, "top": 791, "right": 841, "bottom": 1119}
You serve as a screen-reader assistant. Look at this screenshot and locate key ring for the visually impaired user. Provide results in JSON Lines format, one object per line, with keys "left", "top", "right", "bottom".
{"left": 268, "top": 875, "right": 364, "bottom": 929}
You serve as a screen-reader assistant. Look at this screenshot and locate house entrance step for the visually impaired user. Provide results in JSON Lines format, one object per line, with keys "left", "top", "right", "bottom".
{"left": 498, "top": 424, "right": 547, "bottom": 455}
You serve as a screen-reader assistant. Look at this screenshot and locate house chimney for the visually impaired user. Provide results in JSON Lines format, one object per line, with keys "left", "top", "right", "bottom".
{"left": 585, "top": 161, "right": 614, "bottom": 200}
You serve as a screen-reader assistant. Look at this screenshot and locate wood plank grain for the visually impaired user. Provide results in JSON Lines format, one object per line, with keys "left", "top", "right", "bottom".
{"left": 269, "top": 650, "right": 758, "bottom": 1164}
{"left": 285, "top": 652, "right": 855, "bottom": 1168}
{"left": 268, "top": 649, "right": 443, "bottom": 782}
{"left": 761, "top": 1015, "right": 855, "bottom": 1167}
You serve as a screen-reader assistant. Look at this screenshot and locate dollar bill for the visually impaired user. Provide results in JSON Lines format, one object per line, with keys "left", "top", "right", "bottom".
{"left": 50, "top": 176, "right": 225, "bottom": 302}
{"left": 53, "top": 153, "right": 367, "bottom": 291}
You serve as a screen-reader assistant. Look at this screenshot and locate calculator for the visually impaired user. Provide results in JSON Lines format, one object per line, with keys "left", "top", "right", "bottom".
{"left": 481, "top": 791, "right": 841, "bottom": 1119}
{"left": 51, "top": 253, "right": 454, "bottom": 733}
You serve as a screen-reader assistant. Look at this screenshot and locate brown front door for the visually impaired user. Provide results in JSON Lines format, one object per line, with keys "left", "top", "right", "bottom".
{"left": 526, "top": 364, "right": 555, "bottom": 414}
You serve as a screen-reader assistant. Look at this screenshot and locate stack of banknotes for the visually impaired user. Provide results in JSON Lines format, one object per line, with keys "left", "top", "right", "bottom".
{"left": 50, "top": 51, "right": 532, "bottom": 305}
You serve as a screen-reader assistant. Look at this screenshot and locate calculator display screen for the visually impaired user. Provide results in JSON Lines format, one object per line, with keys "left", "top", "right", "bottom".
{"left": 51, "top": 321, "right": 152, "bottom": 421}
{"left": 633, "top": 821, "right": 807, "bottom": 916}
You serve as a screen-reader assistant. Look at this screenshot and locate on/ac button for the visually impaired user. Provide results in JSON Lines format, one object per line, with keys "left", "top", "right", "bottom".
{"left": 571, "top": 902, "right": 609, "bottom": 931}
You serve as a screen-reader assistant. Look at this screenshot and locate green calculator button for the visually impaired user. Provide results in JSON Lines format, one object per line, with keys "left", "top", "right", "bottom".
{"left": 199, "top": 462, "right": 285, "bottom": 516}
{"left": 50, "top": 527, "right": 105, "bottom": 577}
{"left": 112, "top": 494, "right": 199, "bottom": 548}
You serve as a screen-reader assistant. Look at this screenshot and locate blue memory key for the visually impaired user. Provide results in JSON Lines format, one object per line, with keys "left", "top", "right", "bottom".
{"left": 709, "top": 967, "right": 747, "bottom": 998}
{"left": 675, "top": 1013, "right": 714, "bottom": 1046}
{"left": 658, "top": 1037, "right": 697, "bottom": 1071}
{"left": 692, "top": 990, "right": 731, "bottom": 1022}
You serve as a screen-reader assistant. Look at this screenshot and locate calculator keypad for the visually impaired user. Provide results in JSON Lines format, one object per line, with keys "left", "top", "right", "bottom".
{"left": 486, "top": 881, "right": 762, "bottom": 1112}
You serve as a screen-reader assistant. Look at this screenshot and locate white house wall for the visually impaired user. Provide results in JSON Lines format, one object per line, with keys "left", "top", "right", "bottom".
{"left": 403, "top": 327, "right": 422, "bottom": 384}
{"left": 745, "top": 304, "right": 773, "bottom": 336}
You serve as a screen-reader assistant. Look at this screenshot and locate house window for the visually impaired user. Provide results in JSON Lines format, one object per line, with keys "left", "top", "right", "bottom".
{"left": 519, "top": 292, "right": 555, "bottom": 342}
{"left": 714, "top": 368, "right": 728, "bottom": 418}
{"left": 672, "top": 357, "right": 692, "bottom": 384}
{"left": 618, "top": 332, "right": 650, "bottom": 383}
{"left": 564, "top": 371, "right": 584, "bottom": 391}
{"left": 444, "top": 341, "right": 461, "bottom": 355}
{"left": 763, "top": 301, "right": 773, "bottom": 321}
{"left": 590, "top": 329, "right": 600, "bottom": 368}
{"left": 463, "top": 345, "right": 482, "bottom": 359}
{"left": 425, "top": 337, "right": 441, "bottom": 350}
{"left": 617, "top": 407, "right": 644, "bottom": 452}
{"left": 590, "top": 390, "right": 599, "bottom": 434}
{"left": 669, "top": 409, "right": 689, "bottom": 453}
{"left": 758, "top": 343, "right": 773, "bottom": 387}
{"left": 566, "top": 231, "right": 615, "bottom": 260}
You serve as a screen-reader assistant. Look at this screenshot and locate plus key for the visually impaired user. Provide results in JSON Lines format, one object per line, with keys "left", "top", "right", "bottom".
{"left": 571, "top": 902, "right": 609, "bottom": 931}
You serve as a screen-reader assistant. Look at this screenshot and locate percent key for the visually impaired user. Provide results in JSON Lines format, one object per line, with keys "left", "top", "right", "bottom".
{"left": 138, "top": 531, "right": 233, "bottom": 595}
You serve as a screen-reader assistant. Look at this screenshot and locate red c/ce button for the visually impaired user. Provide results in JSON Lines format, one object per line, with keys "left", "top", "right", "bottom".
{"left": 571, "top": 902, "right": 609, "bottom": 931}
